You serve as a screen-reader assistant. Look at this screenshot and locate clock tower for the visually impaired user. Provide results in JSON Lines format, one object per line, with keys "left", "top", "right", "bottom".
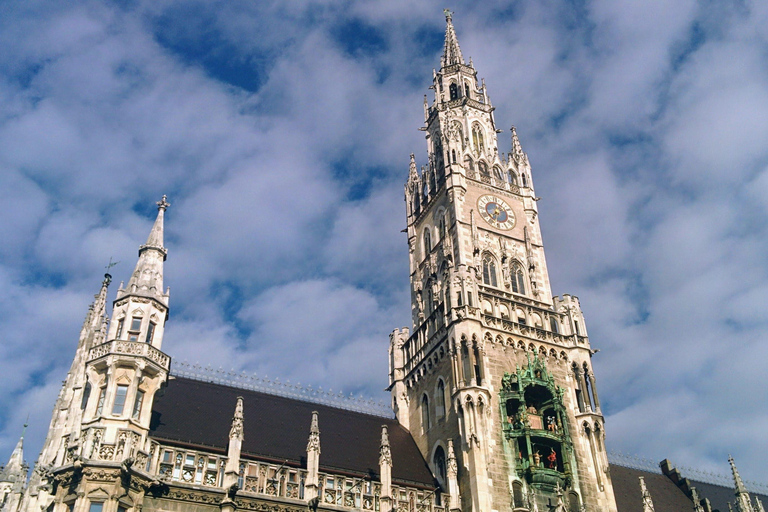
{"left": 389, "top": 11, "right": 618, "bottom": 512}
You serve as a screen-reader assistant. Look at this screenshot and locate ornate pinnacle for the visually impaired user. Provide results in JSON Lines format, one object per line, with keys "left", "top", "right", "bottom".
{"left": 409, "top": 153, "right": 418, "bottom": 180}
{"left": 691, "top": 487, "right": 705, "bottom": 512}
{"left": 640, "top": 476, "right": 655, "bottom": 512}
{"left": 511, "top": 126, "right": 525, "bottom": 162}
{"left": 729, "top": 455, "right": 748, "bottom": 493}
{"left": 446, "top": 439, "right": 458, "bottom": 477}
{"left": 379, "top": 425, "right": 392, "bottom": 466}
{"left": 229, "top": 397, "right": 244, "bottom": 441}
{"left": 307, "top": 411, "right": 320, "bottom": 454}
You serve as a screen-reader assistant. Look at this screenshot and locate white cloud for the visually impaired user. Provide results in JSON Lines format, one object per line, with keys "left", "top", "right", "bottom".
{"left": 1, "top": 0, "right": 767, "bottom": 485}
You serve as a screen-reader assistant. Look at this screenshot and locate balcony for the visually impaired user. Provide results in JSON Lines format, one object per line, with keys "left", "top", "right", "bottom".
{"left": 88, "top": 339, "right": 170, "bottom": 371}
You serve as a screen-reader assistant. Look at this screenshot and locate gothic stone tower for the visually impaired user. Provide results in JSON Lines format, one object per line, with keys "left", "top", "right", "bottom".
{"left": 21, "top": 197, "right": 172, "bottom": 512}
{"left": 389, "top": 12, "right": 618, "bottom": 512}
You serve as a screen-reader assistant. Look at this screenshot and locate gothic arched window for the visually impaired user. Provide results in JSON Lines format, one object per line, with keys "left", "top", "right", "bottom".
{"left": 482, "top": 254, "right": 498, "bottom": 287}
{"left": 449, "top": 82, "right": 458, "bottom": 100}
{"left": 424, "top": 229, "right": 432, "bottom": 258}
{"left": 550, "top": 316, "right": 560, "bottom": 333}
{"left": 433, "top": 446, "right": 447, "bottom": 484}
{"left": 478, "top": 161, "right": 489, "bottom": 177}
{"left": 511, "top": 262, "right": 526, "bottom": 295}
{"left": 436, "top": 379, "right": 446, "bottom": 420}
{"left": 464, "top": 82, "right": 471, "bottom": 98}
{"left": 508, "top": 170, "right": 518, "bottom": 186}
{"left": 451, "top": 149, "right": 456, "bottom": 164}
{"left": 421, "top": 395, "right": 430, "bottom": 432}
{"left": 522, "top": 173, "right": 529, "bottom": 187}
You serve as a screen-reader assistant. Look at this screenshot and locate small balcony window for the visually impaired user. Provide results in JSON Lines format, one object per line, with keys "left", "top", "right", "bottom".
{"left": 128, "top": 317, "right": 142, "bottom": 341}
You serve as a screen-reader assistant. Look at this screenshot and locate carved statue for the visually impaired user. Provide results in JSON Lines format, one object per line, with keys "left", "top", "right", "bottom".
{"left": 533, "top": 451, "right": 541, "bottom": 466}
{"left": 547, "top": 449, "right": 557, "bottom": 469}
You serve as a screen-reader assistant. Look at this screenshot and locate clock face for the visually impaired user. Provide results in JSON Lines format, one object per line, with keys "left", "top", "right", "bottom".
{"left": 478, "top": 195, "right": 516, "bottom": 230}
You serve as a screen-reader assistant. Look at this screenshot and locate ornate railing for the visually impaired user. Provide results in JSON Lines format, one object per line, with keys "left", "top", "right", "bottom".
{"left": 607, "top": 451, "right": 768, "bottom": 494}
{"left": 171, "top": 361, "right": 393, "bottom": 418}
{"left": 88, "top": 340, "right": 170, "bottom": 369}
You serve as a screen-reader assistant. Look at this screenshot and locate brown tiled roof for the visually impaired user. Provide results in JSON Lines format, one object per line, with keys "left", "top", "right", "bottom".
{"left": 149, "top": 376, "right": 436, "bottom": 488}
{"left": 610, "top": 464, "right": 694, "bottom": 512}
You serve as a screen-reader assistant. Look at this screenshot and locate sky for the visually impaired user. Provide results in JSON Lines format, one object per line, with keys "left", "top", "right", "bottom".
{"left": 1, "top": 0, "right": 767, "bottom": 486}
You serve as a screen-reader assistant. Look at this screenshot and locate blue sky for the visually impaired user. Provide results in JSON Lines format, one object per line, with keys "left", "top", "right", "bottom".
{"left": 1, "top": 0, "right": 768, "bottom": 484}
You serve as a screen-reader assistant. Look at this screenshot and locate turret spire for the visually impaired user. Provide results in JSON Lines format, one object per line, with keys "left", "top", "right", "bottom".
{"left": 441, "top": 10, "right": 465, "bottom": 68}
{"left": 125, "top": 195, "right": 170, "bottom": 301}
{"left": 729, "top": 456, "right": 754, "bottom": 512}
{"left": 3, "top": 431, "right": 25, "bottom": 474}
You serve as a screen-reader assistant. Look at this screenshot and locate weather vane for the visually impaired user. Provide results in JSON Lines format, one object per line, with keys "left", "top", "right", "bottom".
{"left": 106, "top": 257, "right": 120, "bottom": 271}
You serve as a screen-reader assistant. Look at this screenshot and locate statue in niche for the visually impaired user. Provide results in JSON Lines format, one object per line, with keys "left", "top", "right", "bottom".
{"left": 547, "top": 449, "right": 557, "bottom": 470}
{"left": 547, "top": 416, "right": 558, "bottom": 433}
{"left": 533, "top": 451, "right": 541, "bottom": 467}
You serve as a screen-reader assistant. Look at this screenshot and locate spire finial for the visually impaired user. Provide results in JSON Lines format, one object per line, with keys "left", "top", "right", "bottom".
{"left": 441, "top": 10, "right": 465, "bottom": 68}
{"left": 157, "top": 194, "right": 170, "bottom": 211}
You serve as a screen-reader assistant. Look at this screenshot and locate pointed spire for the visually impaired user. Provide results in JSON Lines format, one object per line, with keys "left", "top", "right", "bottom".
{"left": 80, "top": 273, "right": 112, "bottom": 346}
{"left": 511, "top": 126, "right": 526, "bottom": 163}
{"left": 730, "top": 455, "right": 748, "bottom": 494}
{"left": 640, "top": 476, "right": 655, "bottom": 512}
{"left": 144, "top": 195, "right": 170, "bottom": 251}
{"left": 2, "top": 425, "right": 26, "bottom": 476}
{"left": 441, "top": 10, "right": 465, "bottom": 68}
{"left": 125, "top": 195, "right": 170, "bottom": 300}
{"left": 307, "top": 411, "right": 320, "bottom": 453}
{"left": 729, "top": 456, "right": 754, "bottom": 512}
{"left": 409, "top": 153, "right": 419, "bottom": 181}
{"left": 229, "top": 397, "right": 244, "bottom": 441}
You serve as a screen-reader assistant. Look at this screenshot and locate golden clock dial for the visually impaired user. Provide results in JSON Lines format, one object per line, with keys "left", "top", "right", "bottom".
{"left": 477, "top": 195, "right": 516, "bottom": 230}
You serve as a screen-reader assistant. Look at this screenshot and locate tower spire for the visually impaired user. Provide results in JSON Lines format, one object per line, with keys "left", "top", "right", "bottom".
{"left": 441, "top": 9, "right": 465, "bottom": 68}
{"left": 125, "top": 195, "right": 170, "bottom": 302}
{"left": 729, "top": 455, "right": 754, "bottom": 512}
